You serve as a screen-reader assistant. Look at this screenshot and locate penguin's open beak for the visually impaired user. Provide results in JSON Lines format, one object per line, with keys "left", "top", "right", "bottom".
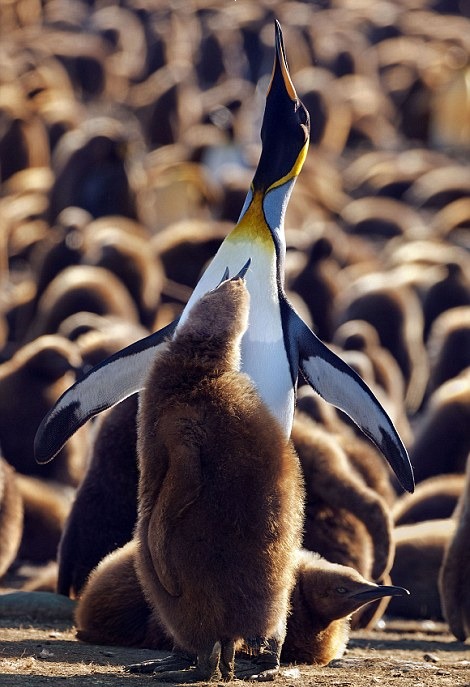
{"left": 252, "top": 20, "right": 310, "bottom": 193}
{"left": 350, "top": 584, "right": 410, "bottom": 602}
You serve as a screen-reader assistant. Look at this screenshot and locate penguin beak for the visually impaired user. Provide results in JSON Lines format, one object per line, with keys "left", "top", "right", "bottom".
{"left": 350, "top": 584, "right": 410, "bottom": 602}
{"left": 268, "top": 20, "right": 298, "bottom": 102}
{"left": 215, "top": 258, "right": 252, "bottom": 288}
{"left": 252, "top": 21, "right": 310, "bottom": 193}
{"left": 235, "top": 258, "right": 252, "bottom": 280}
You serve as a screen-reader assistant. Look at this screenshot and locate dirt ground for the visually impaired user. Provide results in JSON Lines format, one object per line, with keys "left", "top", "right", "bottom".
{"left": 1, "top": 598, "right": 469, "bottom": 687}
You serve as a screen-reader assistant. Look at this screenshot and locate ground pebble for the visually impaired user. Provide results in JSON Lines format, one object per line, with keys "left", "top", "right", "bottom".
{"left": 423, "top": 653, "right": 440, "bottom": 662}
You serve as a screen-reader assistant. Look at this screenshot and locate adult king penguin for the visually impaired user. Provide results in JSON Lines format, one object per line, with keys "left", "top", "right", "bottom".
{"left": 34, "top": 21, "right": 414, "bottom": 494}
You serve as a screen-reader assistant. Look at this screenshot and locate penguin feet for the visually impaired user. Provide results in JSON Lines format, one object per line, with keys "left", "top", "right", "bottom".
{"left": 236, "top": 638, "right": 281, "bottom": 681}
{"left": 126, "top": 642, "right": 235, "bottom": 683}
{"left": 125, "top": 649, "right": 194, "bottom": 675}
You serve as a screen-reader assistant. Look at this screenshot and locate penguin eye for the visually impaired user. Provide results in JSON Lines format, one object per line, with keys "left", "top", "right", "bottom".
{"left": 336, "top": 587, "right": 347, "bottom": 594}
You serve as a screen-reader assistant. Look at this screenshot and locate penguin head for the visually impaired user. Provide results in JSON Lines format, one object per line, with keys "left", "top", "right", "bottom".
{"left": 252, "top": 21, "right": 310, "bottom": 195}
{"left": 175, "top": 260, "right": 251, "bottom": 353}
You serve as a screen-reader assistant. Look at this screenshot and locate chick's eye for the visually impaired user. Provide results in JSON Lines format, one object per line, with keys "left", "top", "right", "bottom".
{"left": 336, "top": 587, "right": 347, "bottom": 594}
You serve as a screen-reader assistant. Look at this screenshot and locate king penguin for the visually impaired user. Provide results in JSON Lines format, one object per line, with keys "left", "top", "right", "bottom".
{"left": 34, "top": 21, "right": 413, "bottom": 494}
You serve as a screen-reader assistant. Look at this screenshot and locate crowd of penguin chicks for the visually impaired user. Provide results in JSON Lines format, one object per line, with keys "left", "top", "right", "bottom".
{"left": 1, "top": 0, "right": 470, "bottom": 677}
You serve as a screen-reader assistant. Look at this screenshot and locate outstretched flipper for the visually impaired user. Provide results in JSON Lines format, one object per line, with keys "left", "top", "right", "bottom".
{"left": 34, "top": 319, "right": 178, "bottom": 464}
{"left": 284, "top": 302, "right": 414, "bottom": 493}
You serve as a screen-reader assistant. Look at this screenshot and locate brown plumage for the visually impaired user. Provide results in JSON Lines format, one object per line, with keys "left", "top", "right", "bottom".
{"left": 334, "top": 275, "right": 428, "bottom": 412}
{"left": 333, "top": 319, "right": 412, "bottom": 445}
{"left": 292, "top": 412, "right": 394, "bottom": 583}
{"left": 0, "top": 335, "right": 87, "bottom": 486}
{"left": 58, "top": 395, "right": 139, "bottom": 598}
{"left": 0, "top": 457, "right": 23, "bottom": 578}
{"left": 75, "top": 543, "right": 407, "bottom": 667}
{"left": 410, "top": 368, "right": 470, "bottom": 482}
{"left": 26, "top": 265, "right": 140, "bottom": 341}
{"left": 393, "top": 474, "right": 465, "bottom": 526}
{"left": 15, "top": 474, "right": 72, "bottom": 563}
{"left": 439, "top": 456, "right": 470, "bottom": 641}
{"left": 388, "top": 519, "right": 455, "bottom": 620}
{"left": 135, "top": 275, "right": 305, "bottom": 681}
{"left": 75, "top": 540, "right": 171, "bottom": 650}
{"left": 81, "top": 223, "right": 165, "bottom": 327}
{"left": 151, "top": 219, "right": 230, "bottom": 291}
{"left": 282, "top": 550, "right": 408, "bottom": 665}
{"left": 426, "top": 306, "right": 470, "bottom": 397}
{"left": 334, "top": 431, "right": 397, "bottom": 508}
{"left": 48, "top": 117, "right": 137, "bottom": 222}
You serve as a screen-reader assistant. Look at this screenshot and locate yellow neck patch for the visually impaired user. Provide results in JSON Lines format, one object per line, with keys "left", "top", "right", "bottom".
{"left": 227, "top": 192, "right": 273, "bottom": 248}
{"left": 267, "top": 139, "right": 309, "bottom": 193}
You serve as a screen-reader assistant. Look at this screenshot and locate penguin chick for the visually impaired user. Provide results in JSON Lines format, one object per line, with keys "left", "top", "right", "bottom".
{"left": 333, "top": 319, "right": 412, "bottom": 446}
{"left": 292, "top": 413, "right": 394, "bottom": 581}
{"left": 0, "top": 335, "right": 87, "bottom": 486}
{"left": 439, "top": 456, "right": 470, "bottom": 641}
{"left": 15, "top": 474, "right": 72, "bottom": 563}
{"left": 58, "top": 394, "right": 139, "bottom": 597}
{"left": 388, "top": 519, "right": 456, "bottom": 620}
{"left": 335, "top": 275, "right": 428, "bottom": 412}
{"left": 393, "top": 473, "right": 465, "bottom": 526}
{"left": 26, "top": 265, "right": 140, "bottom": 341}
{"left": 75, "top": 539, "right": 172, "bottom": 650}
{"left": 82, "top": 224, "right": 165, "bottom": 327}
{"left": 426, "top": 306, "right": 470, "bottom": 398}
{"left": 75, "top": 543, "right": 407, "bottom": 667}
{"left": 410, "top": 369, "right": 470, "bottom": 482}
{"left": 135, "top": 271, "right": 305, "bottom": 682}
{"left": 151, "top": 218, "right": 230, "bottom": 290}
{"left": 282, "top": 550, "right": 408, "bottom": 665}
{"left": 287, "top": 234, "right": 342, "bottom": 342}
{"left": 334, "top": 431, "right": 397, "bottom": 508}
{"left": 0, "top": 457, "right": 24, "bottom": 578}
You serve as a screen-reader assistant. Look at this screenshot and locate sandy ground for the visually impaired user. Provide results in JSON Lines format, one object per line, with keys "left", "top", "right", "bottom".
{"left": 1, "top": 601, "right": 469, "bottom": 687}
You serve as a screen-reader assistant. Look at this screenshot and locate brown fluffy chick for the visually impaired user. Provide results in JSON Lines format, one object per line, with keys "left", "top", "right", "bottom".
{"left": 0, "top": 335, "right": 87, "bottom": 486}
{"left": 135, "top": 272, "right": 305, "bottom": 682}
{"left": 388, "top": 519, "right": 456, "bottom": 620}
{"left": 410, "top": 369, "right": 470, "bottom": 482}
{"left": 75, "top": 544, "right": 407, "bottom": 668}
{"left": 282, "top": 550, "right": 408, "bottom": 665}
{"left": 292, "top": 412, "right": 394, "bottom": 582}
{"left": 57, "top": 394, "right": 139, "bottom": 598}
{"left": 75, "top": 540, "right": 171, "bottom": 650}
{"left": 393, "top": 473, "right": 464, "bottom": 526}
{"left": 439, "top": 456, "right": 470, "bottom": 641}
{"left": 0, "top": 457, "right": 23, "bottom": 578}
{"left": 15, "top": 474, "right": 72, "bottom": 563}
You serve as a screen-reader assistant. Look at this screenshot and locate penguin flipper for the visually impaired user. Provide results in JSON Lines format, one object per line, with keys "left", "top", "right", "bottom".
{"left": 289, "top": 307, "right": 414, "bottom": 493}
{"left": 34, "top": 319, "right": 179, "bottom": 465}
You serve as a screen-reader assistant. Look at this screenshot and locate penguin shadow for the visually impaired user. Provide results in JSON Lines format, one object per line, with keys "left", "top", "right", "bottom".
{"left": 348, "top": 634, "right": 468, "bottom": 654}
